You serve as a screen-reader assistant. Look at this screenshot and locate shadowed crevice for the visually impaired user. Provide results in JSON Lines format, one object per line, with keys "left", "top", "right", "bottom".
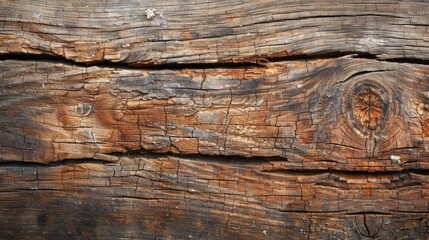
{"left": 1, "top": 151, "right": 429, "bottom": 177}
{"left": 1, "top": 51, "right": 428, "bottom": 70}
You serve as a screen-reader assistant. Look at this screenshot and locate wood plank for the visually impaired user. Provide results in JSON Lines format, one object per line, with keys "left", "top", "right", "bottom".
{"left": 0, "top": 154, "right": 428, "bottom": 239}
{"left": 1, "top": 58, "right": 429, "bottom": 172}
{"left": 1, "top": 1, "right": 429, "bottom": 238}
{"left": 0, "top": 0, "right": 428, "bottom": 65}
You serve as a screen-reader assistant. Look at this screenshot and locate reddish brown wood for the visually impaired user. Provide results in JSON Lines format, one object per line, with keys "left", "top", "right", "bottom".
{"left": 1, "top": 1, "right": 429, "bottom": 65}
{"left": 1, "top": 155, "right": 429, "bottom": 239}
{"left": 1, "top": 0, "right": 429, "bottom": 239}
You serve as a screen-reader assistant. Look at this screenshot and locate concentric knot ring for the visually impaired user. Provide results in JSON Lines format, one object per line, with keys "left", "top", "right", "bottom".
{"left": 345, "top": 80, "right": 389, "bottom": 136}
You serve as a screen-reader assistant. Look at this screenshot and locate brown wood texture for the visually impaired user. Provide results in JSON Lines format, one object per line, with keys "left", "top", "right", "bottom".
{"left": 1, "top": 155, "right": 429, "bottom": 239}
{"left": 1, "top": 0, "right": 429, "bottom": 239}
{"left": 1, "top": 58, "right": 429, "bottom": 171}
{"left": 0, "top": 0, "right": 429, "bottom": 65}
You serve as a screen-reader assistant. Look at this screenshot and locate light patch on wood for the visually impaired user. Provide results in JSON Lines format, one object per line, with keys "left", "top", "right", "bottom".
{"left": 145, "top": 8, "right": 156, "bottom": 19}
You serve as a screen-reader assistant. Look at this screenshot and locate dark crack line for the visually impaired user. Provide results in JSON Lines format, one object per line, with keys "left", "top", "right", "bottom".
{"left": 1, "top": 51, "right": 429, "bottom": 71}
{"left": 0, "top": 151, "right": 285, "bottom": 167}
{"left": 0, "top": 53, "right": 261, "bottom": 70}
{"left": 2, "top": 151, "right": 429, "bottom": 179}
{"left": 0, "top": 158, "right": 115, "bottom": 167}
{"left": 261, "top": 168, "right": 429, "bottom": 176}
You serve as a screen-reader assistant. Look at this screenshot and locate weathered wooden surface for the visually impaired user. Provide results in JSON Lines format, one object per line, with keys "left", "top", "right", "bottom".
{"left": 1, "top": 0, "right": 429, "bottom": 239}
{"left": 2, "top": 59, "right": 429, "bottom": 239}
{"left": 1, "top": 155, "right": 429, "bottom": 239}
{"left": 1, "top": 59, "right": 429, "bottom": 171}
{"left": 1, "top": 0, "right": 429, "bottom": 64}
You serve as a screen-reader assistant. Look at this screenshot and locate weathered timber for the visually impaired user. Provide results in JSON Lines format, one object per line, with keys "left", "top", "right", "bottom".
{"left": 1, "top": 56, "right": 429, "bottom": 238}
{"left": 1, "top": 58, "right": 429, "bottom": 172}
{"left": 1, "top": 154, "right": 429, "bottom": 239}
{"left": 1, "top": 0, "right": 429, "bottom": 239}
{"left": 0, "top": 1, "right": 429, "bottom": 65}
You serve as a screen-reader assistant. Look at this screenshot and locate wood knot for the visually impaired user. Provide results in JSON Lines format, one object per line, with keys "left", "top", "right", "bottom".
{"left": 346, "top": 81, "right": 389, "bottom": 136}
{"left": 353, "top": 87, "right": 382, "bottom": 131}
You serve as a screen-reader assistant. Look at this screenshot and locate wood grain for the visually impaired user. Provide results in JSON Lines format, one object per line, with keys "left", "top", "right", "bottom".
{"left": 1, "top": 154, "right": 428, "bottom": 239}
{"left": 0, "top": 0, "right": 428, "bottom": 65}
{"left": 1, "top": 58, "right": 429, "bottom": 173}
{"left": 1, "top": 0, "right": 429, "bottom": 239}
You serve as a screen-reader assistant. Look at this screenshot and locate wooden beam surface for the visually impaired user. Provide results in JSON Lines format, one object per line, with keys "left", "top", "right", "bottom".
{"left": 1, "top": 154, "right": 429, "bottom": 239}
{"left": 1, "top": 59, "right": 429, "bottom": 171}
{"left": 0, "top": 0, "right": 428, "bottom": 65}
{"left": 1, "top": 0, "right": 429, "bottom": 239}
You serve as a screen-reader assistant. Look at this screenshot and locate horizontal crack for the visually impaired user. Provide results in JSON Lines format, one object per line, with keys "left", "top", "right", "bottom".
{"left": 0, "top": 158, "right": 115, "bottom": 168}
{"left": 271, "top": 209, "right": 423, "bottom": 215}
{"left": 0, "top": 53, "right": 261, "bottom": 70}
{"left": 258, "top": 51, "right": 377, "bottom": 63}
{"left": 1, "top": 151, "right": 429, "bottom": 177}
{"left": 0, "top": 150, "right": 285, "bottom": 167}
{"left": 383, "top": 57, "right": 429, "bottom": 65}
{"left": 0, "top": 51, "right": 428, "bottom": 70}
{"left": 111, "top": 151, "right": 285, "bottom": 164}
{"left": 277, "top": 210, "right": 395, "bottom": 215}
{"left": 261, "top": 168, "right": 429, "bottom": 176}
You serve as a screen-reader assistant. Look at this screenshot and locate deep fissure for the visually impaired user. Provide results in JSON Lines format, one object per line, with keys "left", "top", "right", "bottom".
{"left": 1, "top": 151, "right": 428, "bottom": 177}
{"left": 1, "top": 51, "right": 428, "bottom": 71}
